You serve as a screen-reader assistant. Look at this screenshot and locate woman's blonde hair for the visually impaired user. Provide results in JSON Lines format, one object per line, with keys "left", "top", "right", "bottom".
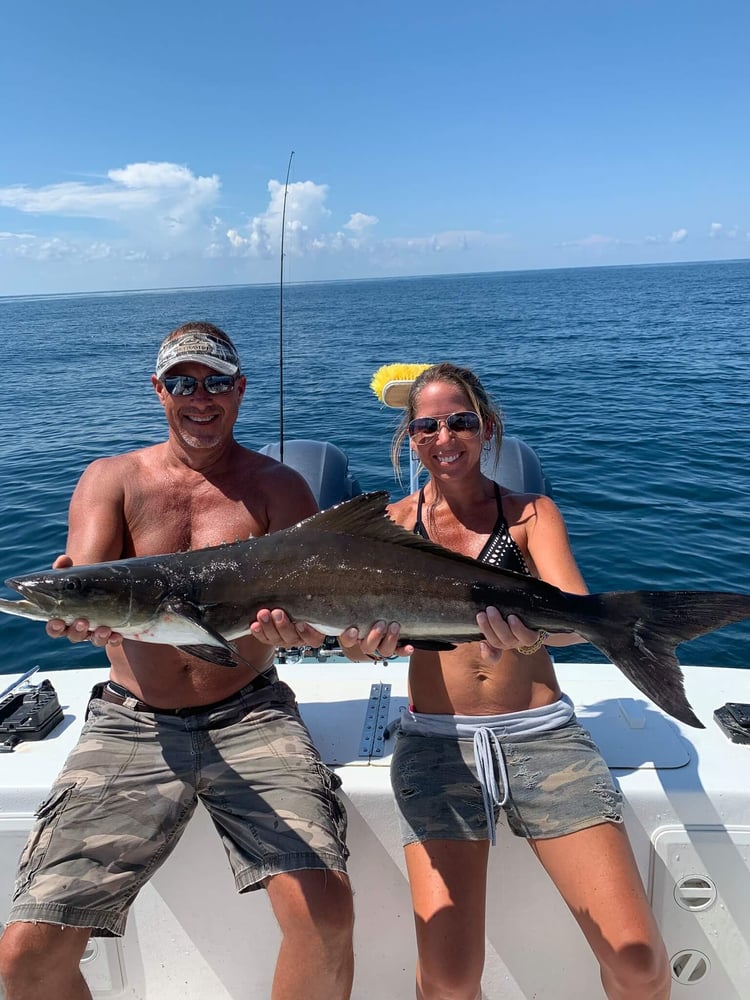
{"left": 390, "top": 362, "right": 504, "bottom": 483}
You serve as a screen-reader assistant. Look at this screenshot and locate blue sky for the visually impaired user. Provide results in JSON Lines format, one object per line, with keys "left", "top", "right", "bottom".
{"left": 2, "top": 1, "right": 748, "bottom": 295}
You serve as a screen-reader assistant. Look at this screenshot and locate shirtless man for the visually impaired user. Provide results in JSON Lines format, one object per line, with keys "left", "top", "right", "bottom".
{"left": 0, "top": 322, "right": 372, "bottom": 1000}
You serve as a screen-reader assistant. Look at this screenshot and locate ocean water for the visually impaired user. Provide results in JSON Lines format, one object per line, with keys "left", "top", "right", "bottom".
{"left": 1, "top": 260, "right": 749, "bottom": 675}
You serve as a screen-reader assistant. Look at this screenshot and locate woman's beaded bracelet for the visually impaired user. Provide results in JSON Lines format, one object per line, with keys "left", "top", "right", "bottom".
{"left": 517, "top": 630, "right": 550, "bottom": 655}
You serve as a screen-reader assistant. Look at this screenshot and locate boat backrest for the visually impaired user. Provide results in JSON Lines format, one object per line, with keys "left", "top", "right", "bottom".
{"left": 259, "top": 439, "right": 362, "bottom": 510}
{"left": 481, "top": 434, "right": 551, "bottom": 496}
{"left": 261, "top": 435, "right": 549, "bottom": 508}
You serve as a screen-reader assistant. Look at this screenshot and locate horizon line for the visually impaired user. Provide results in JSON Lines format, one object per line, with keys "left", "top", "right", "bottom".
{"left": 1, "top": 255, "right": 748, "bottom": 303}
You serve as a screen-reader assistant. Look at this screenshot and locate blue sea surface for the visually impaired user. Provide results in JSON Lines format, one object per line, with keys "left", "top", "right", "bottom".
{"left": 1, "top": 261, "right": 749, "bottom": 674}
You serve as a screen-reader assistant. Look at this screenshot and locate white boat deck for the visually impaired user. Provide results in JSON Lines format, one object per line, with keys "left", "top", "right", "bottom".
{"left": 1, "top": 659, "right": 749, "bottom": 998}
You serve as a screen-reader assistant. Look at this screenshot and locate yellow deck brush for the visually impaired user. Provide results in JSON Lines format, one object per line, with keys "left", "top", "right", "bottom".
{"left": 370, "top": 363, "right": 433, "bottom": 409}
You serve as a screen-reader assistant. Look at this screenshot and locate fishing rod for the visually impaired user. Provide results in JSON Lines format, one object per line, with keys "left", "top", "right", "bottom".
{"left": 278, "top": 150, "right": 294, "bottom": 465}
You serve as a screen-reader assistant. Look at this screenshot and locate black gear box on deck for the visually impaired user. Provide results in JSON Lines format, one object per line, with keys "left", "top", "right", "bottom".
{"left": 0, "top": 679, "right": 64, "bottom": 751}
{"left": 713, "top": 702, "right": 750, "bottom": 745}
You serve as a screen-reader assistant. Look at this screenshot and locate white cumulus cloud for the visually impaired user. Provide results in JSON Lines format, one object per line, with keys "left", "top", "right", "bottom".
{"left": 0, "top": 163, "right": 221, "bottom": 227}
{"left": 710, "top": 221, "right": 744, "bottom": 239}
{"left": 227, "top": 179, "right": 333, "bottom": 259}
{"left": 344, "top": 212, "right": 379, "bottom": 233}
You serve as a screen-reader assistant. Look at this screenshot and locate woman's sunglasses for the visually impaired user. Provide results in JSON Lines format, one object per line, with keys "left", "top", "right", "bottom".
{"left": 407, "top": 410, "right": 482, "bottom": 445}
{"left": 162, "top": 375, "right": 237, "bottom": 396}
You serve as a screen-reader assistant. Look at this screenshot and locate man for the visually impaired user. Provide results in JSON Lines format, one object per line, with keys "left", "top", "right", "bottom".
{"left": 0, "top": 322, "right": 372, "bottom": 1000}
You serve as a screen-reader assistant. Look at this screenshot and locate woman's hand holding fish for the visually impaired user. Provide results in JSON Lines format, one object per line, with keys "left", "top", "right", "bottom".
{"left": 250, "top": 609, "right": 326, "bottom": 648}
{"left": 338, "top": 621, "right": 414, "bottom": 662}
{"left": 476, "top": 608, "right": 542, "bottom": 663}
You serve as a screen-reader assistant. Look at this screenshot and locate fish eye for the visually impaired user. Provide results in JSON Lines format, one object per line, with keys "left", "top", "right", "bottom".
{"left": 62, "top": 578, "right": 82, "bottom": 593}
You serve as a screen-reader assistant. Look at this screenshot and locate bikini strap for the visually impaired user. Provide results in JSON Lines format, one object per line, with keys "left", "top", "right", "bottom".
{"left": 413, "top": 486, "right": 428, "bottom": 538}
{"left": 493, "top": 480, "right": 505, "bottom": 519}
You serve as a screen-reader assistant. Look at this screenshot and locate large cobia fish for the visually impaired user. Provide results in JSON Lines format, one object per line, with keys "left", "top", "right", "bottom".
{"left": 2, "top": 492, "right": 750, "bottom": 729}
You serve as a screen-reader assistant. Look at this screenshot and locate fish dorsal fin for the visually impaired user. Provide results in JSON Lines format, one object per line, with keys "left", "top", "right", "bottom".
{"left": 291, "top": 492, "right": 393, "bottom": 534}
{"left": 292, "top": 492, "right": 532, "bottom": 580}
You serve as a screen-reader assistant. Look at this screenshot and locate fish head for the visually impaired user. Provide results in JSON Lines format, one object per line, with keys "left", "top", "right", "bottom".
{"left": 5, "top": 564, "right": 154, "bottom": 629}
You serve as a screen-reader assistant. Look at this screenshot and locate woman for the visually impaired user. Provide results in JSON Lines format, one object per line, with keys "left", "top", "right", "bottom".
{"left": 379, "top": 363, "right": 669, "bottom": 1000}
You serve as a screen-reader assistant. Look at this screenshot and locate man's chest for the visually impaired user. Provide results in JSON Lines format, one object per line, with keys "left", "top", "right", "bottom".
{"left": 125, "top": 487, "right": 267, "bottom": 555}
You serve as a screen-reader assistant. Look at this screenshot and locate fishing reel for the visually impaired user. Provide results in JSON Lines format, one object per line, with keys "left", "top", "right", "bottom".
{"left": 276, "top": 635, "right": 342, "bottom": 664}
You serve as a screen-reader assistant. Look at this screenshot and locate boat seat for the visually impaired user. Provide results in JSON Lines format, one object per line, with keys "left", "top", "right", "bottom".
{"left": 482, "top": 434, "right": 551, "bottom": 496}
{"left": 261, "top": 435, "right": 549, "bottom": 511}
{"left": 259, "top": 439, "right": 362, "bottom": 510}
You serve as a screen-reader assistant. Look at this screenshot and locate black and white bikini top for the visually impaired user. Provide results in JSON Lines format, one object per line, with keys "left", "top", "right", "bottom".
{"left": 413, "top": 481, "right": 531, "bottom": 576}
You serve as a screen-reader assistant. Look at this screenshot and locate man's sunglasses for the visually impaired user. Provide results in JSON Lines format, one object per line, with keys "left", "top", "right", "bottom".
{"left": 162, "top": 375, "right": 237, "bottom": 396}
{"left": 407, "top": 411, "right": 482, "bottom": 445}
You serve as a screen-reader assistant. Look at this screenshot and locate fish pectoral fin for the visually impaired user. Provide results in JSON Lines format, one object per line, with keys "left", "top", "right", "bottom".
{"left": 177, "top": 644, "right": 243, "bottom": 667}
{"left": 166, "top": 602, "right": 247, "bottom": 668}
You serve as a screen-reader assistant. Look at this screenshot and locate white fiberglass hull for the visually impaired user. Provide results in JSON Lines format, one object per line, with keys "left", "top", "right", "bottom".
{"left": 1, "top": 659, "right": 749, "bottom": 999}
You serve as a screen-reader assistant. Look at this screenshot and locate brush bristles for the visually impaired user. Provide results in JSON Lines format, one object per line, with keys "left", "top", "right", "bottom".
{"left": 370, "top": 363, "right": 433, "bottom": 402}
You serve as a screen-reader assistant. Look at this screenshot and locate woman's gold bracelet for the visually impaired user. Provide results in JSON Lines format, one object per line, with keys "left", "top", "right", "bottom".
{"left": 517, "top": 630, "right": 550, "bottom": 655}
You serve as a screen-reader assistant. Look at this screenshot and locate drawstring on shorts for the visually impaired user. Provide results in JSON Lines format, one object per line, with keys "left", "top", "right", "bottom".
{"left": 473, "top": 727, "right": 509, "bottom": 846}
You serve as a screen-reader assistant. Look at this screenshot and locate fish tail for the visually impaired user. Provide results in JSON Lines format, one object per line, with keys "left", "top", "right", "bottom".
{"left": 579, "top": 591, "right": 750, "bottom": 729}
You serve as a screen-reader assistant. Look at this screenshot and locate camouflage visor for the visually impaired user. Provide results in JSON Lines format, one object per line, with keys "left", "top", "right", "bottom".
{"left": 155, "top": 332, "right": 241, "bottom": 379}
